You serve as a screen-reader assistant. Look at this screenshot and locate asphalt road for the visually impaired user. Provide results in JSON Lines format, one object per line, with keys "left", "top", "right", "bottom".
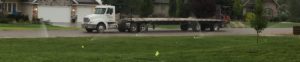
{"left": 0, "top": 28, "right": 293, "bottom": 38}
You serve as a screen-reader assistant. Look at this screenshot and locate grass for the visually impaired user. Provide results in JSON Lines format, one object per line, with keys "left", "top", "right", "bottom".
{"left": 157, "top": 25, "right": 179, "bottom": 29}
{"left": 230, "top": 21, "right": 300, "bottom": 28}
{"left": 268, "top": 22, "right": 300, "bottom": 28}
{"left": 155, "top": 22, "right": 300, "bottom": 29}
{"left": 0, "top": 36, "right": 300, "bottom": 62}
{"left": 157, "top": 22, "right": 300, "bottom": 29}
{"left": 0, "top": 23, "right": 78, "bottom": 30}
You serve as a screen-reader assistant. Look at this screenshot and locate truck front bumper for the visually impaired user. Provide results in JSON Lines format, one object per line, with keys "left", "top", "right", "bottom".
{"left": 82, "top": 24, "right": 98, "bottom": 29}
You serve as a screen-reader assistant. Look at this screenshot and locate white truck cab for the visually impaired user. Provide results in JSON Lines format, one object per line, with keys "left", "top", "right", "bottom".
{"left": 82, "top": 5, "right": 116, "bottom": 32}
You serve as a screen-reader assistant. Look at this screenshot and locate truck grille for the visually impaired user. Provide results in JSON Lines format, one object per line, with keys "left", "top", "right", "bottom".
{"left": 84, "top": 18, "right": 90, "bottom": 23}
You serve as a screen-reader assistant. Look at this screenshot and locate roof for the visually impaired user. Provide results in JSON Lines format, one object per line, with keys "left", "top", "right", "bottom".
{"left": 155, "top": 0, "right": 169, "bottom": 4}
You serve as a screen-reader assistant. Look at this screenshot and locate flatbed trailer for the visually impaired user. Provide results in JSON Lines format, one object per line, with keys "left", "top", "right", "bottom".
{"left": 117, "top": 18, "right": 225, "bottom": 32}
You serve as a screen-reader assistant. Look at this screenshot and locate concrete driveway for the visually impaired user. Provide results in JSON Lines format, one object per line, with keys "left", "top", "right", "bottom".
{"left": 0, "top": 28, "right": 293, "bottom": 38}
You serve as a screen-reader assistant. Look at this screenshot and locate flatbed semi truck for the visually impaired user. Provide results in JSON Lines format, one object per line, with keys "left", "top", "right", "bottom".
{"left": 82, "top": 5, "right": 226, "bottom": 33}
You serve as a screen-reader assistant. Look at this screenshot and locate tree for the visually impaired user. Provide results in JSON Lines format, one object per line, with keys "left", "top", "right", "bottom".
{"left": 216, "top": 0, "right": 233, "bottom": 6}
{"left": 169, "top": 0, "right": 177, "bottom": 17}
{"left": 288, "top": 0, "right": 300, "bottom": 22}
{"left": 140, "top": 0, "right": 154, "bottom": 17}
{"left": 102, "top": 0, "right": 125, "bottom": 13}
{"left": 232, "top": 0, "right": 243, "bottom": 20}
{"left": 250, "top": 0, "right": 268, "bottom": 43}
{"left": 169, "top": 0, "right": 190, "bottom": 17}
{"left": 190, "top": 0, "right": 216, "bottom": 18}
{"left": 103, "top": 0, "right": 153, "bottom": 17}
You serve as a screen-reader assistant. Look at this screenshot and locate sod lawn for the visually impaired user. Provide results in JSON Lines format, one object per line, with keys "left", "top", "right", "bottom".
{"left": 0, "top": 23, "right": 78, "bottom": 30}
{"left": 0, "top": 36, "right": 300, "bottom": 62}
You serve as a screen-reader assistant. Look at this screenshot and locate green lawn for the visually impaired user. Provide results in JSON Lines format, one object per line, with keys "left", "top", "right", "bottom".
{"left": 157, "top": 25, "right": 179, "bottom": 29}
{"left": 0, "top": 36, "right": 300, "bottom": 62}
{"left": 157, "top": 22, "right": 300, "bottom": 29}
{"left": 268, "top": 22, "right": 300, "bottom": 28}
{"left": 0, "top": 23, "right": 78, "bottom": 30}
{"left": 230, "top": 21, "right": 300, "bottom": 28}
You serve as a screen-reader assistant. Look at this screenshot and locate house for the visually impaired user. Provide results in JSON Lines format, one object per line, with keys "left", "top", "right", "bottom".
{"left": 242, "top": 0, "right": 279, "bottom": 18}
{"left": 153, "top": 0, "right": 169, "bottom": 17}
{"left": 0, "top": 0, "right": 100, "bottom": 23}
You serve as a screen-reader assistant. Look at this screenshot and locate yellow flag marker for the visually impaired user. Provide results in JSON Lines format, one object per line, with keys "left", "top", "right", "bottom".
{"left": 155, "top": 51, "right": 160, "bottom": 57}
{"left": 81, "top": 45, "right": 85, "bottom": 48}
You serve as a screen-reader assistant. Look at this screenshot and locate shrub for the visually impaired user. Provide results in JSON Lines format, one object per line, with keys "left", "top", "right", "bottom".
{"left": 270, "top": 13, "right": 289, "bottom": 22}
{"left": 0, "top": 18, "right": 13, "bottom": 23}
{"left": 244, "top": 12, "right": 256, "bottom": 22}
{"left": 288, "top": 18, "right": 300, "bottom": 23}
{"left": 5, "top": 14, "right": 30, "bottom": 23}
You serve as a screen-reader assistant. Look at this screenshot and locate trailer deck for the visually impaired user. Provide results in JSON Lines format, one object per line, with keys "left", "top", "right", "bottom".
{"left": 123, "top": 18, "right": 223, "bottom": 22}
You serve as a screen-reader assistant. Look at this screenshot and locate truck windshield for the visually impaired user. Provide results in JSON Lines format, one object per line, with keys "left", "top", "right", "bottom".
{"left": 95, "top": 8, "right": 107, "bottom": 14}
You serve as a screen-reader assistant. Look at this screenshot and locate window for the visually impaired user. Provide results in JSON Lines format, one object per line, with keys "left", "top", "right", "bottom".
{"left": 8, "top": 3, "right": 11, "bottom": 12}
{"left": 3, "top": 2, "right": 17, "bottom": 13}
{"left": 95, "top": 8, "right": 107, "bottom": 14}
{"left": 107, "top": 8, "right": 113, "bottom": 14}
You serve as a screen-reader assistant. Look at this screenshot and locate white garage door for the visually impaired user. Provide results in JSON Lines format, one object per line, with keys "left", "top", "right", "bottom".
{"left": 38, "top": 6, "right": 71, "bottom": 22}
{"left": 77, "top": 6, "right": 94, "bottom": 23}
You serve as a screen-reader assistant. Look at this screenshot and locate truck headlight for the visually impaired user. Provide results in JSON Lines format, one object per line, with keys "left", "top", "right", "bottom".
{"left": 84, "top": 18, "right": 90, "bottom": 23}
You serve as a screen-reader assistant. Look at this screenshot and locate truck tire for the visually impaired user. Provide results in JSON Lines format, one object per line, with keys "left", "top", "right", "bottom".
{"left": 96, "top": 23, "right": 106, "bottom": 33}
{"left": 191, "top": 22, "right": 201, "bottom": 32}
{"left": 180, "top": 23, "right": 189, "bottom": 31}
{"left": 210, "top": 24, "right": 220, "bottom": 31}
{"left": 137, "top": 23, "right": 142, "bottom": 32}
{"left": 201, "top": 24, "right": 207, "bottom": 31}
{"left": 118, "top": 21, "right": 127, "bottom": 32}
{"left": 129, "top": 23, "right": 138, "bottom": 33}
{"left": 137, "top": 23, "right": 148, "bottom": 32}
{"left": 86, "top": 29, "right": 93, "bottom": 33}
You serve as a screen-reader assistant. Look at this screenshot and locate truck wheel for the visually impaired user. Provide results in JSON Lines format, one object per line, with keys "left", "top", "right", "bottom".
{"left": 180, "top": 23, "right": 189, "bottom": 31}
{"left": 191, "top": 22, "right": 201, "bottom": 32}
{"left": 137, "top": 23, "right": 148, "bottom": 32}
{"left": 210, "top": 24, "right": 220, "bottom": 31}
{"left": 201, "top": 24, "right": 206, "bottom": 31}
{"left": 86, "top": 29, "right": 93, "bottom": 33}
{"left": 137, "top": 23, "right": 142, "bottom": 32}
{"left": 129, "top": 23, "right": 138, "bottom": 33}
{"left": 96, "top": 23, "right": 106, "bottom": 33}
{"left": 118, "top": 21, "right": 127, "bottom": 32}
{"left": 144, "top": 24, "right": 149, "bottom": 32}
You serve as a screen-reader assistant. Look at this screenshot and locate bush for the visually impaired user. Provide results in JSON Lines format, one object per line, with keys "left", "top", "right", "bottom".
{"left": 288, "top": 18, "right": 300, "bottom": 23}
{"left": 6, "top": 14, "right": 30, "bottom": 23}
{"left": 270, "top": 13, "right": 289, "bottom": 22}
{"left": 244, "top": 12, "right": 256, "bottom": 22}
{"left": 0, "top": 18, "right": 13, "bottom": 23}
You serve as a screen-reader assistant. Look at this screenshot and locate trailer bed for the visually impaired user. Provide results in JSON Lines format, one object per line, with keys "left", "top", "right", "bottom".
{"left": 123, "top": 18, "right": 223, "bottom": 22}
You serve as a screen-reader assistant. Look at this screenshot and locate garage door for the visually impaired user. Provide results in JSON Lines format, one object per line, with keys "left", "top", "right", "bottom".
{"left": 77, "top": 6, "right": 94, "bottom": 23}
{"left": 38, "top": 6, "right": 71, "bottom": 23}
